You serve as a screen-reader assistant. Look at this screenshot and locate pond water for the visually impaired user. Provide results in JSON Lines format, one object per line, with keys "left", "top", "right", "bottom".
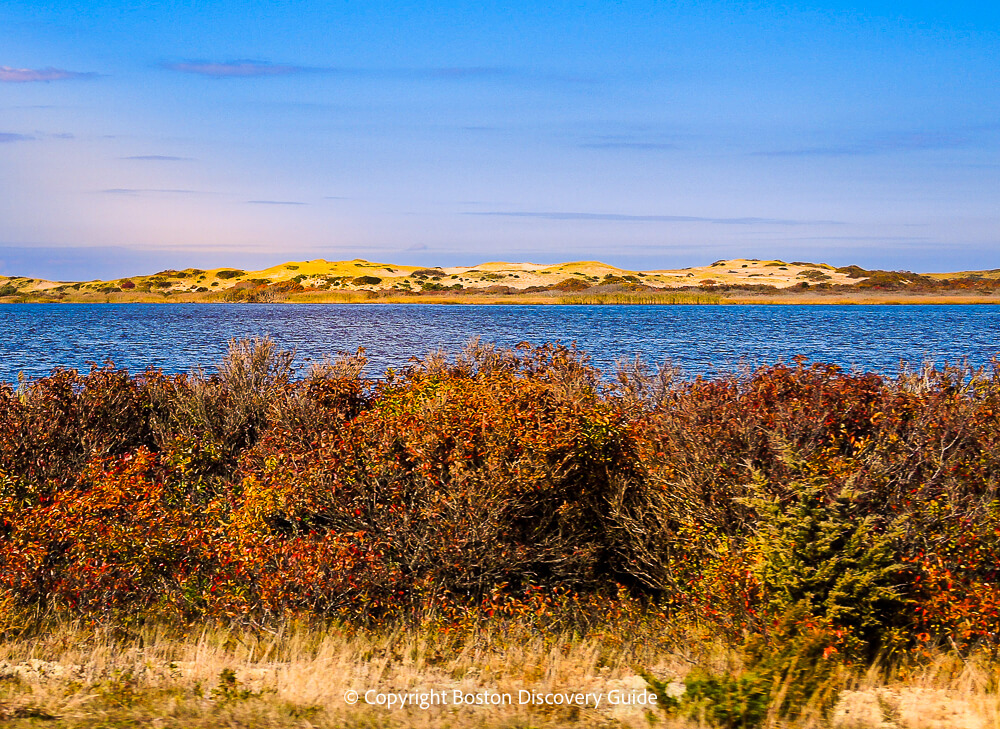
{"left": 3, "top": 303, "right": 998, "bottom": 382}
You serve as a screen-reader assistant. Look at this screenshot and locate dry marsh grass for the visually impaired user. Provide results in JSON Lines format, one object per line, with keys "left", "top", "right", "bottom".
{"left": 1, "top": 621, "right": 998, "bottom": 728}
{"left": 558, "top": 291, "right": 723, "bottom": 305}
{"left": 0, "top": 619, "right": 686, "bottom": 728}
{"left": 720, "top": 291, "right": 1000, "bottom": 305}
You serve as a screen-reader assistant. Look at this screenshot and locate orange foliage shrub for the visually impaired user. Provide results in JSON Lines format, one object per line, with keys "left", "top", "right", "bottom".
{"left": 1, "top": 339, "right": 1000, "bottom": 658}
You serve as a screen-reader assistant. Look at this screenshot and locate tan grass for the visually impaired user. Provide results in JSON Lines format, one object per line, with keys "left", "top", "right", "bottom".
{"left": 1, "top": 620, "right": 998, "bottom": 728}
{"left": 558, "top": 292, "right": 723, "bottom": 305}
{"left": 721, "top": 293, "right": 1000, "bottom": 306}
{"left": 0, "top": 619, "right": 689, "bottom": 728}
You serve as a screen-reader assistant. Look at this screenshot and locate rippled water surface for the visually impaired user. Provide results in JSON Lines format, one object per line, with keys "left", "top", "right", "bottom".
{"left": 3, "top": 303, "right": 1000, "bottom": 382}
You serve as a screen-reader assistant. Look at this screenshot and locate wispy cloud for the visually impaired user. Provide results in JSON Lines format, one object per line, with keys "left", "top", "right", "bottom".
{"left": 162, "top": 60, "right": 310, "bottom": 78}
{"left": 122, "top": 154, "right": 192, "bottom": 161}
{"left": 795, "top": 235, "right": 931, "bottom": 242}
{"left": 465, "top": 211, "right": 841, "bottom": 226}
{"left": 0, "top": 133, "right": 33, "bottom": 143}
{"left": 580, "top": 141, "right": 677, "bottom": 150}
{"left": 331, "top": 65, "right": 512, "bottom": 80}
{"left": 421, "top": 66, "right": 508, "bottom": 79}
{"left": 410, "top": 66, "right": 591, "bottom": 84}
{"left": 101, "top": 188, "right": 205, "bottom": 195}
{"left": 0, "top": 66, "right": 94, "bottom": 82}
{"left": 163, "top": 60, "right": 570, "bottom": 84}
{"left": 758, "top": 132, "right": 968, "bottom": 157}
{"left": 576, "top": 130, "right": 683, "bottom": 151}
{"left": 247, "top": 199, "right": 307, "bottom": 205}
{"left": 419, "top": 66, "right": 591, "bottom": 85}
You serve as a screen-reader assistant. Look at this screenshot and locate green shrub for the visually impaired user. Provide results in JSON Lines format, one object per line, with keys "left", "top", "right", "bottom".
{"left": 750, "top": 474, "right": 907, "bottom": 660}
{"left": 682, "top": 671, "right": 770, "bottom": 729}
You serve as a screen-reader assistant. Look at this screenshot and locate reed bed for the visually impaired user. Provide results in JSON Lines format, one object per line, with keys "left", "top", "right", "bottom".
{"left": 558, "top": 291, "right": 723, "bottom": 305}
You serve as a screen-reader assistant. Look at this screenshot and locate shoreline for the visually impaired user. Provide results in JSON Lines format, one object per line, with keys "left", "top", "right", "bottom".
{"left": 2, "top": 292, "right": 999, "bottom": 305}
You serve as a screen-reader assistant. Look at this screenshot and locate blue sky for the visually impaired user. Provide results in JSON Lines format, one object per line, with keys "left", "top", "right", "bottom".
{"left": 1, "top": 0, "right": 998, "bottom": 279}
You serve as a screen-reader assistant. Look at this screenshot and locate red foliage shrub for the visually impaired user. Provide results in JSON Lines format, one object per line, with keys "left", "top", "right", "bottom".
{"left": 2, "top": 339, "right": 1000, "bottom": 657}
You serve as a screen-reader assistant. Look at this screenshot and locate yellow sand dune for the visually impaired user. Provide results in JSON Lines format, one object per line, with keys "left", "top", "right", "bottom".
{"left": 0, "top": 257, "right": 994, "bottom": 302}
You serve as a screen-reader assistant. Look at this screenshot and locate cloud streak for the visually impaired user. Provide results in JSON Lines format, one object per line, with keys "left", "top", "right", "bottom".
{"left": 247, "top": 200, "right": 307, "bottom": 205}
{"left": 162, "top": 60, "right": 565, "bottom": 84}
{"left": 122, "top": 155, "right": 192, "bottom": 161}
{"left": 420, "top": 66, "right": 508, "bottom": 79}
{"left": 162, "top": 60, "right": 310, "bottom": 77}
{"left": 101, "top": 188, "right": 205, "bottom": 195}
{"left": 795, "top": 235, "right": 931, "bottom": 242}
{"left": 0, "top": 66, "right": 94, "bottom": 82}
{"left": 0, "top": 133, "right": 33, "bottom": 143}
{"left": 465, "top": 211, "right": 841, "bottom": 226}
{"left": 580, "top": 141, "right": 677, "bottom": 150}
{"left": 758, "top": 132, "right": 968, "bottom": 157}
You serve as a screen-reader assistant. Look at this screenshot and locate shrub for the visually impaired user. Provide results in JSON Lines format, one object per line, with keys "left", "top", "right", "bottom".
{"left": 221, "top": 287, "right": 275, "bottom": 303}
{"left": 678, "top": 670, "right": 771, "bottom": 728}
{"left": 0, "top": 365, "right": 161, "bottom": 501}
{"left": 1, "top": 340, "right": 1000, "bottom": 667}
{"left": 548, "top": 278, "right": 590, "bottom": 292}
{"left": 268, "top": 281, "right": 305, "bottom": 294}
{"left": 749, "top": 474, "right": 907, "bottom": 660}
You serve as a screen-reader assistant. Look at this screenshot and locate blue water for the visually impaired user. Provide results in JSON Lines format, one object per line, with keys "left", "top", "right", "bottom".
{"left": 2, "top": 303, "right": 999, "bottom": 383}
